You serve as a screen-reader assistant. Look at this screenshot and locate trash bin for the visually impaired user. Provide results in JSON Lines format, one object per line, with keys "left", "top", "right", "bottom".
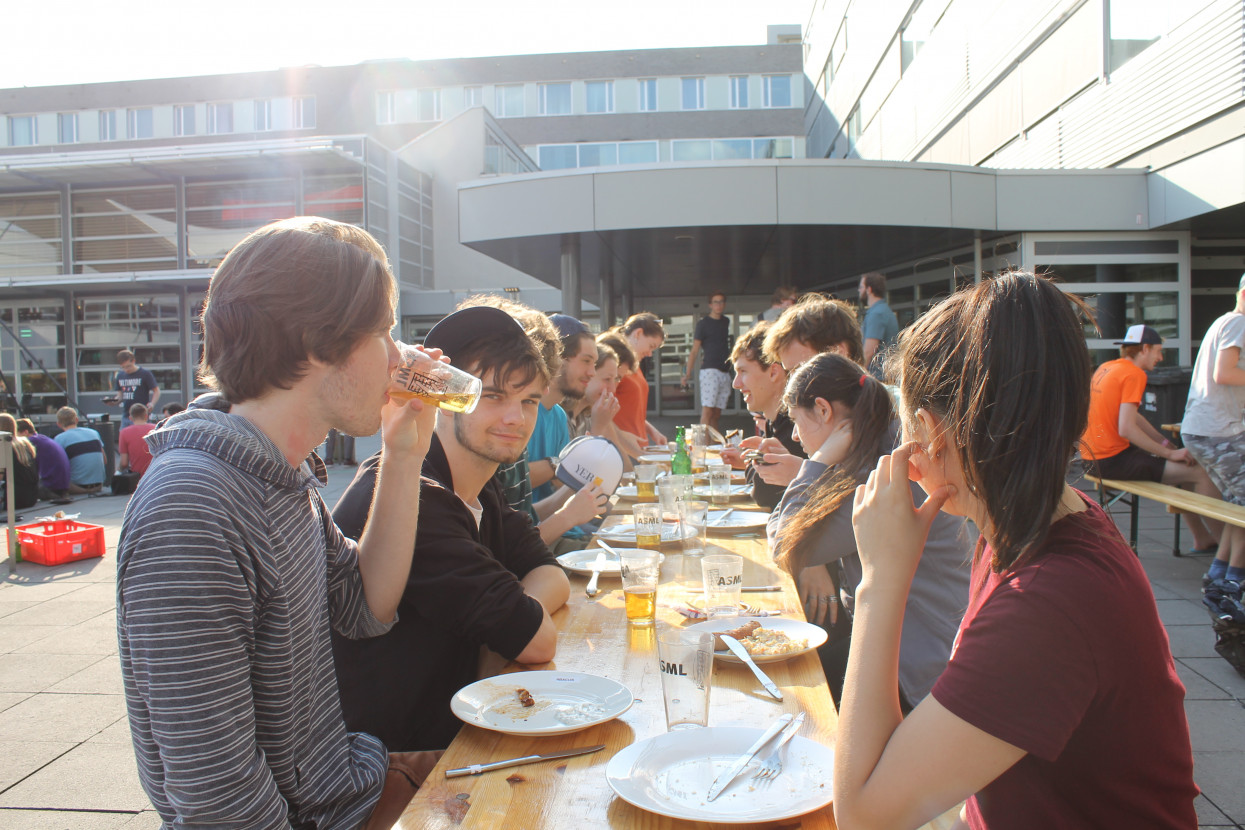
{"left": 1143, "top": 367, "right": 1193, "bottom": 442}
{"left": 90, "top": 418, "right": 117, "bottom": 487}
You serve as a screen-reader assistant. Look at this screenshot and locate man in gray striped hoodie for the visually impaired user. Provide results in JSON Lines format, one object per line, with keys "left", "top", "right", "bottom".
{"left": 117, "top": 217, "right": 437, "bottom": 829}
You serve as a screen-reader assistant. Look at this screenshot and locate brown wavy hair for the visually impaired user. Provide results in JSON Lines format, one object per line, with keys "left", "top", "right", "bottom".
{"left": 774, "top": 353, "right": 894, "bottom": 575}
{"left": 596, "top": 331, "right": 636, "bottom": 371}
{"left": 763, "top": 294, "right": 863, "bottom": 367}
{"left": 889, "top": 271, "right": 1093, "bottom": 571}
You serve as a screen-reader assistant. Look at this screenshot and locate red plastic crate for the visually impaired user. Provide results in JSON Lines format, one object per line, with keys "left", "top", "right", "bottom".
{"left": 13, "top": 520, "right": 106, "bottom": 566}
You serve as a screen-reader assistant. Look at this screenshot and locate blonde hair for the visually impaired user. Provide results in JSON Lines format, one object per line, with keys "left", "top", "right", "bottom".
{"left": 0, "top": 413, "right": 35, "bottom": 466}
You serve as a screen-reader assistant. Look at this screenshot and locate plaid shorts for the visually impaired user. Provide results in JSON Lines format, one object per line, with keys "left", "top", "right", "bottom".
{"left": 1183, "top": 431, "right": 1245, "bottom": 507}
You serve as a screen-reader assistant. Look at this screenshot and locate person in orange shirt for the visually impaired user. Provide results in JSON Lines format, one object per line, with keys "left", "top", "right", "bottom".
{"left": 1081, "top": 324, "right": 1221, "bottom": 553}
{"left": 612, "top": 312, "right": 667, "bottom": 447}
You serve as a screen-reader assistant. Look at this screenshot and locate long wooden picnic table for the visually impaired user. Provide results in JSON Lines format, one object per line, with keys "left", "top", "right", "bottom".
{"left": 398, "top": 499, "right": 841, "bottom": 829}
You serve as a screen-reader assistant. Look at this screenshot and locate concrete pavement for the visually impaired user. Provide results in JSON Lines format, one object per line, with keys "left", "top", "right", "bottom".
{"left": 0, "top": 435, "right": 1241, "bottom": 828}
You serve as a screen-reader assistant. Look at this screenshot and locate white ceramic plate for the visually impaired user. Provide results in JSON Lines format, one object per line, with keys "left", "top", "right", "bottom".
{"left": 686, "top": 617, "right": 829, "bottom": 664}
{"left": 704, "top": 510, "right": 768, "bottom": 531}
{"left": 596, "top": 521, "right": 696, "bottom": 544}
{"left": 638, "top": 453, "right": 673, "bottom": 464}
{"left": 606, "top": 726, "right": 835, "bottom": 823}
{"left": 615, "top": 484, "right": 640, "bottom": 499}
{"left": 451, "top": 671, "right": 634, "bottom": 737}
{"left": 691, "top": 484, "right": 753, "bottom": 499}
{"left": 556, "top": 548, "right": 665, "bottom": 577}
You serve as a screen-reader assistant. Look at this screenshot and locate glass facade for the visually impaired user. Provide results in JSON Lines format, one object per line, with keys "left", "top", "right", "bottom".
{"left": 534, "top": 141, "right": 659, "bottom": 170}
{"left": 0, "top": 304, "right": 68, "bottom": 415}
{"left": 72, "top": 186, "right": 178, "bottom": 274}
{"left": 8, "top": 115, "right": 36, "bottom": 146}
{"left": 638, "top": 79, "right": 657, "bottom": 112}
{"left": 681, "top": 77, "right": 705, "bottom": 110}
{"left": 730, "top": 76, "right": 748, "bottom": 108}
{"left": 75, "top": 295, "right": 184, "bottom": 402}
{"left": 539, "top": 83, "right": 572, "bottom": 116}
{"left": 495, "top": 85, "right": 524, "bottom": 117}
{"left": 57, "top": 113, "right": 78, "bottom": 144}
{"left": 585, "top": 80, "right": 614, "bottom": 113}
{"left": 762, "top": 75, "right": 792, "bottom": 107}
{"left": 0, "top": 193, "right": 62, "bottom": 278}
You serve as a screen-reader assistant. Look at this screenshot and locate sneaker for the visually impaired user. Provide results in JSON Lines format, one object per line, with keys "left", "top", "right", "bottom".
{"left": 1202, "top": 579, "right": 1245, "bottom": 625}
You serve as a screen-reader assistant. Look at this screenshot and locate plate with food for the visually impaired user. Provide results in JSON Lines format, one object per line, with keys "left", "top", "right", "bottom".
{"left": 556, "top": 548, "right": 665, "bottom": 577}
{"left": 686, "top": 618, "right": 828, "bottom": 664}
{"left": 595, "top": 521, "right": 696, "bottom": 544}
{"left": 451, "top": 670, "right": 634, "bottom": 736}
{"left": 606, "top": 725, "right": 834, "bottom": 823}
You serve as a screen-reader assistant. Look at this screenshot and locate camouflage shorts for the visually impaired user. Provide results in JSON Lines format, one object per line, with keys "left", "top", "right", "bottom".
{"left": 1183, "top": 431, "right": 1245, "bottom": 507}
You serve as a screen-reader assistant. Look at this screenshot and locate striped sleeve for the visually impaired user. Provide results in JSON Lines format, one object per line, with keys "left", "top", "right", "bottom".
{"left": 314, "top": 489, "right": 395, "bottom": 640}
{"left": 118, "top": 487, "right": 293, "bottom": 829}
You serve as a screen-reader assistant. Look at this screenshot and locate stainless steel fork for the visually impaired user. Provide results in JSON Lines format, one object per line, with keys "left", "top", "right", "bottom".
{"left": 753, "top": 712, "right": 804, "bottom": 782}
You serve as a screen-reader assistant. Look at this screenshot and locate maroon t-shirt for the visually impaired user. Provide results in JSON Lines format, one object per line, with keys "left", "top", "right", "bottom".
{"left": 931, "top": 493, "right": 1197, "bottom": 829}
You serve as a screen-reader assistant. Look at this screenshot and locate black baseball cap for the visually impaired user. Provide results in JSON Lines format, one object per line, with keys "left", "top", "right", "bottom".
{"left": 1114, "top": 324, "right": 1163, "bottom": 346}
{"left": 423, "top": 306, "right": 524, "bottom": 357}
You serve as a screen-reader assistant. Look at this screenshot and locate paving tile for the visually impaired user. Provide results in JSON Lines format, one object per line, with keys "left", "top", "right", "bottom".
{"left": 1185, "top": 701, "right": 1245, "bottom": 752}
{"left": 0, "top": 691, "right": 31, "bottom": 713}
{"left": 0, "top": 741, "right": 150, "bottom": 812}
{"left": 120, "top": 812, "right": 164, "bottom": 828}
{"left": 0, "top": 690, "right": 125, "bottom": 743}
{"left": 49, "top": 655, "right": 123, "bottom": 694}
{"left": 1166, "top": 624, "right": 1222, "bottom": 659}
{"left": 3, "top": 600, "right": 114, "bottom": 628}
{"left": 1151, "top": 581, "right": 1183, "bottom": 600}
{"left": 0, "top": 653, "right": 102, "bottom": 693}
{"left": 0, "top": 740, "right": 75, "bottom": 791}
{"left": 1154, "top": 577, "right": 1213, "bottom": 604}
{"left": 0, "top": 624, "right": 64, "bottom": 653}
{"left": 0, "top": 599, "right": 40, "bottom": 620}
{"left": 61, "top": 582, "right": 120, "bottom": 602}
{"left": 1183, "top": 657, "right": 1245, "bottom": 699}
{"left": 18, "top": 612, "right": 119, "bottom": 656}
{"left": 1194, "top": 793, "right": 1233, "bottom": 826}
{"left": 1177, "top": 661, "right": 1233, "bottom": 700}
{"left": 1195, "top": 752, "right": 1245, "bottom": 825}
{"left": 1158, "top": 599, "right": 1216, "bottom": 626}
{"left": 91, "top": 714, "right": 134, "bottom": 745}
{"left": 0, "top": 580, "right": 90, "bottom": 601}
{"left": 0, "top": 808, "right": 136, "bottom": 829}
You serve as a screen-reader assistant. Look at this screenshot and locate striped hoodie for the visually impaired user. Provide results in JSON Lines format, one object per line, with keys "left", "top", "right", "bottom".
{"left": 117, "top": 396, "right": 391, "bottom": 828}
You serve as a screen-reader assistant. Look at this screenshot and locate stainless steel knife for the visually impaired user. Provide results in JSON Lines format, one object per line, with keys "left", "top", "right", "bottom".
{"left": 720, "top": 634, "right": 784, "bottom": 701}
{"left": 445, "top": 744, "right": 605, "bottom": 778}
{"left": 706, "top": 713, "right": 793, "bottom": 801}
{"left": 584, "top": 551, "right": 608, "bottom": 597}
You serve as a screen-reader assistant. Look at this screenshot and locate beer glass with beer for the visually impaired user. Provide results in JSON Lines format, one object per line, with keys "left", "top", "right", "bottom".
{"left": 620, "top": 550, "right": 661, "bottom": 626}
{"left": 634, "top": 464, "right": 659, "bottom": 501}
{"left": 389, "top": 342, "right": 482, "bottom": 413}
{"left": 633, "top": 502, "right": 663, "bottom": 550}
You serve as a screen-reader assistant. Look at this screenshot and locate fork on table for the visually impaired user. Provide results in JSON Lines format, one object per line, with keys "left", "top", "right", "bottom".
{"left": 753, "top": 712, "right": 805, "bottom": 782}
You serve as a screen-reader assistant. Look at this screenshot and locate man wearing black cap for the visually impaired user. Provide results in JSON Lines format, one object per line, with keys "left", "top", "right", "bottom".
{"left": 1081, "top": 323, "right": 1221, "bottom": 553}
{"left": 331, "top": 306, "right": 571, "bottom": 754}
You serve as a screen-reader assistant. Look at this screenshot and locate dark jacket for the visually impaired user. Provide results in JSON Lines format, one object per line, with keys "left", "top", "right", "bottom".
{"left": 331, "top": 435, "right": 557, "bottom": 751}
{"left": 747, "top": 410, "right": 806, "bottom": 510}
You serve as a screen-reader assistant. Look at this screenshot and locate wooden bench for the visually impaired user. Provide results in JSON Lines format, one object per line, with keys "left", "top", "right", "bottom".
{"left": 1083, "top": 474, "right": 1245, "bottom": 556}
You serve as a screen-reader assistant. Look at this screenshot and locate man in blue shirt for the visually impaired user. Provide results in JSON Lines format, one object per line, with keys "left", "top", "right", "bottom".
{"left": 52, "top": 407, "right": 106, "bottom": 494}
{"left": 111, "top": 349, "right": 160, "bottom": 429}
{"left": 859, "top": 272, "right": 900, "bottom": 379}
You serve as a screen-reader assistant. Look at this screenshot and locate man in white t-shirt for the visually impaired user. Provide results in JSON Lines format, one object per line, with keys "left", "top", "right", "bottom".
{"left": 1182, "top": 272, "right": 1245, "bottom": 626}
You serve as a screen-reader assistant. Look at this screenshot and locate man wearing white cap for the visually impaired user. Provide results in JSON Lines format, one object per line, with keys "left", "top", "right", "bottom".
{"left": 1081, "top": 323, "right": 1222, "bottom": 554}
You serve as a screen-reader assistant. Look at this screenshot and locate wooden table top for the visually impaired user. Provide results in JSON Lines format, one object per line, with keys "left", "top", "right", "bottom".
{"left": 398, "top": 501, "right": 842, "bottom": 829}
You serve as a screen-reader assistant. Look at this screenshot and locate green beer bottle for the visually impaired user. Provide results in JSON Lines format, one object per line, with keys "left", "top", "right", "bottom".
{"left": 671, "top": 426, "right": 691, "bottom": 475}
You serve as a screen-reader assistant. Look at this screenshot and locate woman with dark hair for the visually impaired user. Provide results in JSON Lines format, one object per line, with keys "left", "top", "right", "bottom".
{"left": 835, "top": 273, "right": 1197, "bottom": 829}
{"left": 767, "top": 353, "right": 969, "bottom": 707}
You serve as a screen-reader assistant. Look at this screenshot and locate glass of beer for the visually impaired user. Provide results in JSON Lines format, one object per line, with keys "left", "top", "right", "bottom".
{"left": 620, "top": 550, "right": 661, "bottom": 626}
{"left": 633, "top": 503, "right": 663, "bottom": 550}
{"left": 389, "top": 342, "right": 482, "bottom": 413}
{"left": 634, "top": 464, "right": 659, "bottom": 501}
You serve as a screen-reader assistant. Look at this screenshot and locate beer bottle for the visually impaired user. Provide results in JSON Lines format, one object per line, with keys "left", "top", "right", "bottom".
{"left": 671, "top": 426, "right": 692, "bottom": 475}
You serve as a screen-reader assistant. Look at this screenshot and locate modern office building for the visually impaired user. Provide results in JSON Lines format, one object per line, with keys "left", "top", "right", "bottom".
{"left": 0, "top": 31, "right": 805, "bottom": 417}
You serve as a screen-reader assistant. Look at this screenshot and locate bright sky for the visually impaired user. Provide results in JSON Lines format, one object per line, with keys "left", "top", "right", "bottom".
{"left": 4, "top": 0, "right": 813, "bottom": 90}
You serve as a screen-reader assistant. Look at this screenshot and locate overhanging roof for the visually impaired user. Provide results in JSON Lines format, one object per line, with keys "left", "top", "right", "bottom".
{"left": 457, "top": 159, "right": 1154, "bottom": 299}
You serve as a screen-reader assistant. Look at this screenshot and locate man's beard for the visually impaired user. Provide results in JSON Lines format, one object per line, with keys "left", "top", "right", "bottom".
{"left": 452, "top": 413, "right": 525, "bottom": 465}
{"left": 558, "top": 377, "right": 585, "bottom": 401}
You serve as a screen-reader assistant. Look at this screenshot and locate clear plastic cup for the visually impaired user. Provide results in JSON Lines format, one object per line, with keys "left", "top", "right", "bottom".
{"left": 389, "top": 342, "right": 482, "bottom": 413}
{"left": 632, "top": 502, "right": 663, "bottom": 550}
{"left": 634, "top": 464, "right": 659, "bottom": 501}
{"left": 620, "top": 550, "right": 661, "bottom": 626}
{"left": 679, "top": 499, "right": 708, "bottom": 556}
{"left": 657, "top": 628, "right": 714, "bottom": 730}
{"left": 701, "top": 553, "right": 743, "bottom": 619}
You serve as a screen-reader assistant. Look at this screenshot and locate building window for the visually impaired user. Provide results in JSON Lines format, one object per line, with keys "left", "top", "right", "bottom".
{"left": 538, "top": 82, "right": 572, "bottom": 116}
{"left": 847, "top": 105, "right": 861, "bottom": 154}
{"left": 377, "top": 91, "right": 396, "bottom": 124}
{"left": 417, "top": 89, "right": 441, "bottom": 122}
{"left": 495, "top": 84, "right": 524, "bottom": 117}
{"left": 762, "top": 75, "right": 792, "bottom": 108}
{"left": 464, "top": 86, "right": 482, "bottom": 108}
{"left": 8, "top": 115, "right": 36, "bottom": 146}
{"left": 57, "top": 113, "right": 79, "bottom": 144}
{"left": 754, "top": 137, "right": 794, "bottom": 158}
{"left": 729, "top": 76, "right": 749, "bottom": 108}
{"left": 638, "top": 78, "right": 658, "bottom": 112}
{"left": 293, "top": 96, "right": 316, "bottom": 129}
{"left": 173, "top": 105, "right": 196, "bottom": 137}
{"left": 254, "top": 100, "right": 272, "bottom": 131}
{"left": 1108, "top": 0, "right": 1177, "bottom": 73}
{"left": 99, "top": 110, "right": 118, "bottom": 141}
{"left": 578, "top": 143, "right": 617, "bottom": 166}
{"left": 206, "top": 102, "right": 233, "bottom": 134}
{"left": 539, "top": 145, "right": 578, "bottom": 170}
{"left": 586, "top": 80, "right": 614, "bottom": 114}
{"left": 619, "top": 141, "right": 658, "bottom": 164}
{"left": 127, "top": 108, "right": 154, "bottom": 139}
{"left": 901, "top": 0, "right": 950, "bottom": 74}
{"left": 673, "top": 136, "right": 796, "bottom": 162}
{"left": 681, "top": 77, "right": 706, "bottom": 110}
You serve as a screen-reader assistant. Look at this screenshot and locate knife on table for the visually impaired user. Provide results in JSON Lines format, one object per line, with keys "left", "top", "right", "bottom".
{"left": 719, "top": 635, "right": 784, "bottom": 701}
{"left": 445, "top": 744, "right": 605, "bottom": 778}
{"left": 584, "top": 551, "right": 608, "bottom": 597}
{"left": 706, "top": 713, "right": 793, "bottom": 801}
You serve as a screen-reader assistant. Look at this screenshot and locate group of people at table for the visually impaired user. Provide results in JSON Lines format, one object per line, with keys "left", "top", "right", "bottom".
{"left": 114, "top": 216, "right": 1201, "bottom": 829}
